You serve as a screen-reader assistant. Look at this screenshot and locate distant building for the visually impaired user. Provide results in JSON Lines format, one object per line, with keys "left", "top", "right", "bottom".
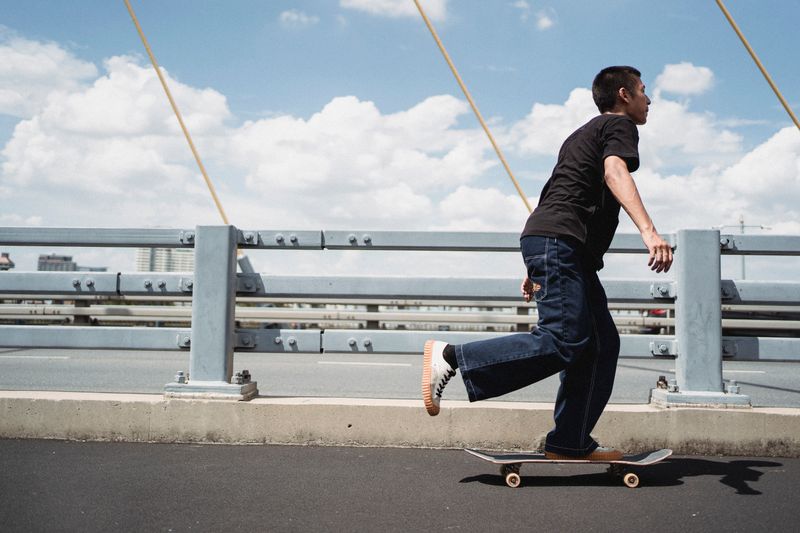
{"left": 0, "top": 252, "right": 14, "bottom": 271}
{"left": 135, "top": 248, "right": 195, "bottom": 272}
{"left": 36, "top": 254, "right": 107, "bottom": 272}
{"left": 38, "top": 254, "right": 77, "bottom": 271}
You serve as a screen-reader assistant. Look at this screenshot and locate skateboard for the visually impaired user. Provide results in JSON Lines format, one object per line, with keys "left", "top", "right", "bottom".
{"left": 465, "top": 448, "right": 672, "bottom": 488}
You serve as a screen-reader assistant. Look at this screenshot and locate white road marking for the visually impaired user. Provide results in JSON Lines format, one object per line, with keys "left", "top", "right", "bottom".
{"left": 669, "top": 369, "right": 766, "bottom": 375}
{"left": 317, "top": 361, "right": 412, "bottom": 368}
{"left": 0, "top": 355, "right": 70, "bottom": 360}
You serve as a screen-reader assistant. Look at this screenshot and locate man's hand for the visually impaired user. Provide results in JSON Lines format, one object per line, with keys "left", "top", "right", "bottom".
{"left": 643, "top": 230, "right": 673, "bottom": 273}
{"left": 521, "top": 277, "right": 534, "bottom": 302}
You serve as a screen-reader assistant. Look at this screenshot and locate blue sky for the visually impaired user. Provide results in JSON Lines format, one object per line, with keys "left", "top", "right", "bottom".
{"left": 1, "top": 0, "right": 798, "bottom": 279}
{"left": 3, "top": 1, "right": 797, "bottom": 139}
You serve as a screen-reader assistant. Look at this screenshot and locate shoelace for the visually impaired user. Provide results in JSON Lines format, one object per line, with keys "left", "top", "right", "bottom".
{"left": 435, "top": 369, "right": 456, "bottom": 398}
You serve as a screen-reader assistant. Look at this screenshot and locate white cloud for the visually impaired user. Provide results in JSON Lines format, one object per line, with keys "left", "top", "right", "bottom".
{"left": 511, "top": 80, "right": 743, "bottom": 172}
{"left": 511, "top": 88, "right": 597, "bottom": 156}
{"left": 340, "top": 0, "right": 448, "bottom": 21}
{"left": 631, "top": 125, "right": 800, "bottom": 240}
{"left": 511, "top": 2, "right": 556, "bottom": 30}
{"left": 511, "top": 1, "right": 531, "bottom": 22}
{"left": 654, "top": 62, "right": 714, "bottom": 96}
{"left": 279, "top": 9, "right": 320, "bottom": 29}
{"left": 2, "top": 56, "right": 230, "bottom": 196}
{"left": 640, "top": 94, "right": 742, "bottom": 170}
{"left": 228, "top": 94, "right": 493, "bottom": 199}
{"left": 225, "top": 94, "right": 498, "bottom": 230}
{"left": 535, "top": 9, "right": 556, "bottom": 30}
{"left": 719, "top": 126, "right": 800, "bottom": 205}
{"left": 0, "top": 33, "right": 97, "bottom": 118}
{"left": 0, "top": 213, "right": 42, "bottom": 225}
{"left": 0, "top": 54, "right": 232, "bottom": 231}
{"left": 439, "top": 186, "right": 530, "bottom": 231}
{"left": 0, "top": 45, "right": 498, "bottom": 237}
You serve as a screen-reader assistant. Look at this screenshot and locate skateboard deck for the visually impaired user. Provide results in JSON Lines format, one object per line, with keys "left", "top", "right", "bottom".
{"left": 465, "top": 448, "right": 672, "bottom": 488}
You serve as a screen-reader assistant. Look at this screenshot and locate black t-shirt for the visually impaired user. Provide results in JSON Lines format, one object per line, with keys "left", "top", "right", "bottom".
{"left": 521, "top": 114, "right": 640, "bottom": 270}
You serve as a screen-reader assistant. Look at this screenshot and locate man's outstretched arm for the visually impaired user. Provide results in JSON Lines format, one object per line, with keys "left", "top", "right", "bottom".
{"left": 604, "top": 155, "right": 673, "bottom": 273}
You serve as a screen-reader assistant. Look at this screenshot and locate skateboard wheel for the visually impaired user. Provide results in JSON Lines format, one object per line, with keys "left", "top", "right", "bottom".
{"left": 505, "top": 471, "right": 522, "bottom": 488}
{"left": 623, "top": 473, "right": 640, "bottom": 488}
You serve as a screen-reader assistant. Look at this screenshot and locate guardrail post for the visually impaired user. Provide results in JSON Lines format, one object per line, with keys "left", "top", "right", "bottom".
{"left": 651, "top": 229, "right": 750, "bottom": 407}
{"left": 164, "top": 225, "right": 258, "bottom": 400}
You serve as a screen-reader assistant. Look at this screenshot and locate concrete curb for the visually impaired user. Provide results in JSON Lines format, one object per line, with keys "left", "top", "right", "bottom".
{"left": 2, "top": 391, "right": 799, "bottom": 457}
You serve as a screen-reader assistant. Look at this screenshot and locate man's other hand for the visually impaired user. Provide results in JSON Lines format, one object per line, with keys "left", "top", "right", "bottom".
{"left": 643, "top": 231, "right": 673, "bottom": 273}
{"left": 521, "top": 277, "right": 534, "bottom": 302}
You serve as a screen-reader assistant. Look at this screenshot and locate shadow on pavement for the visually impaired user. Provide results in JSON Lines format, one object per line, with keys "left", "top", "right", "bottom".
{"left": 460, "top": 457, "right": 783, "bottom": 494}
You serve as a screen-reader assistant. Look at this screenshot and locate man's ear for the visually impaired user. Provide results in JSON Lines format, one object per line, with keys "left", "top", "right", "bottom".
{"left": 617, "top": 86, "right": 630, "bottom": 104}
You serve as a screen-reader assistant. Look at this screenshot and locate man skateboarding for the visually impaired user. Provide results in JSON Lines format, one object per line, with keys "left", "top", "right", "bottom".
{"left": 422, "top": 66, "right": 673, "bottom": 461}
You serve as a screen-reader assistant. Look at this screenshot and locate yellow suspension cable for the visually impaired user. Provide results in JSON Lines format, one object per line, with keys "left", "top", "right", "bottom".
{"left": 715, "top": 0, "right": 800, "bottom": 132}
{"left": 123, "top": 0, "right": 232, "bottom": 224}
{"left": 413, "top": 0, "right": 533, "bottom": 213}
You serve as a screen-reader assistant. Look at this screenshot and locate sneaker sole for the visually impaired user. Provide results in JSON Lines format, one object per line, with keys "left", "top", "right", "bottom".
{"left": 422, "top": 340, "right": 439, "bottom": 416}
{"left": 544, "top": 451, "right": 624, "bottom": 462}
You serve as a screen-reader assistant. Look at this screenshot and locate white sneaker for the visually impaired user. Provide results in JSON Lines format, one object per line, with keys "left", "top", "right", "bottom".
{"left": 422, "top": 340, "right": 456, "bottom": 416}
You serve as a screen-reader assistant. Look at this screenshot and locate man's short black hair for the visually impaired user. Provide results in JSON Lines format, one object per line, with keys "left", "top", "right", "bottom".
{"left": 592, "top": 66, "right": 642, "bottom": 113}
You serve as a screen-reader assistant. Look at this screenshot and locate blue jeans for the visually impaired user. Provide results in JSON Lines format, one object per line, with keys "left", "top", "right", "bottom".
{"left": 454, "top": 235, "right": 620, "bottom": 456}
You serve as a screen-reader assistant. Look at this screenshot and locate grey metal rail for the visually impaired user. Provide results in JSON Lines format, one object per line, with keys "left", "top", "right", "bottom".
{"left": 1, "top": 225, "right": 799, "bottom": 404}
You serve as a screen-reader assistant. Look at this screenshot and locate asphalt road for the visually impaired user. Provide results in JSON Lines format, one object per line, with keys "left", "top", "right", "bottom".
{"left": 2, "top": 348, "right": 800, "bottom": 407}
{"left": 1, "top": 439, "right": 797, "bottom": 532}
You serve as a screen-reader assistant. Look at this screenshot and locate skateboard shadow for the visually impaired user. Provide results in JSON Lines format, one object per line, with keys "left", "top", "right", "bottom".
{"left": 460, "top": 457, "right": 782, "bottom": 494}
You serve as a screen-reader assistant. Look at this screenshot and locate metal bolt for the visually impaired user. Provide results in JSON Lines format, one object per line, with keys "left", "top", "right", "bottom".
{"left": 185, "top": 280, "right": 193, "bottom": 289}
{"left": 288, "top": 337, "right": 297, "bottom": 346}
{"left": 85, "top": 279, "right": 95, "bottom": 288}
{"left": 180, "top": 336, "right": 191, "bottom": 347}
{"left": 658, "top": 344, "right": 669, "bottom": 354}
{"left": 362, "top": 234, "right": 372, "bottom": 244}
{"left": 274, "top": 337, "right": 283, "bottom": 345}
{"left": 244, "top": 232, "right": 256, "bottom": 243}
{"left": 158, "top": 280, "right": 167, "bottom": 289}
{"left": 72, "top": 279, "right": 81, "bottom": 288}
{"left": 363, "top": 338, "right": 372, "bottom": 347}
{"left": 241, "top": 336, "right": 251, "bottom": 346}
{"left": 144, "top": 280, "right": 152, "bottom": 289}
{"left": 667, "top": 379, "right": 679, "bottom": 393}
{"left": 289, "top": 234, "right": 298, "bottom": 244}
{"left": 348, "top": 234, "right": 357, "bottom": 244}
{"left": 276, "top": 234, "right": 285, "bottom": 244}
{"left": 174, "top": 370, "right": 187, "bottom": 384}
{"left": 658, "top": 286, "right": 668, "bottom": 296}
{"left": 348, "top": 337, "right": 357, "bottom": 347}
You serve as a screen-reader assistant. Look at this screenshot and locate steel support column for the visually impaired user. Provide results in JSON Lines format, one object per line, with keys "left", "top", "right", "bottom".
{"left": 165, "top": 225, "right": 258, "bottom": 400}
{"left": 651, "top": 229, "right": 750, "bottom": 407}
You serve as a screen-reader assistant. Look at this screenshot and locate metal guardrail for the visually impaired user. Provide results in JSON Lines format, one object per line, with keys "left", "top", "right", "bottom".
{"left": 1, "top": 226, "right": 799, "bottom": 403}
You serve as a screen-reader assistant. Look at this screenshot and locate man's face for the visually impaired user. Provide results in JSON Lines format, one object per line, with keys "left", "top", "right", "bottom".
{"left": 625, "top": 78, "right": 651, "bottom": 125}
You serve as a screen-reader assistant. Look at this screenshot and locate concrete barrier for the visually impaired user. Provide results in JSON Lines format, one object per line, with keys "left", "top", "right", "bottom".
{"left": 2, "top": 391, "right": 799, "bottom": 456}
